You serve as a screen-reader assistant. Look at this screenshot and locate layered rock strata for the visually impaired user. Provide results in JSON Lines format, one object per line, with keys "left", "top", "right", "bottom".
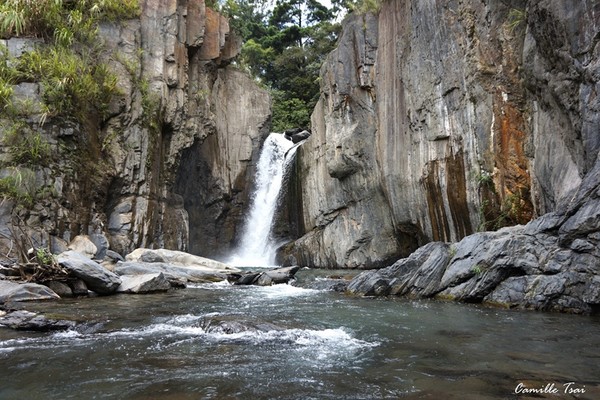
{"left": 281, "top": 0, "right": 600, "bottom": 269}
{"left": 0, "top": 0, "right": 270, "bottom": 261}
{"left": 347, "top": 153, "right": 600, "bottom": 314}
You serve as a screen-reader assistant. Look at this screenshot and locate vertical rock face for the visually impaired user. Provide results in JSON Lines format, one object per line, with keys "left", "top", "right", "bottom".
{"left": 0, "top": 0, "right": 271, "bottom": 260}
{"left": 104, "top": 0, "right": 270, "bottom": 257}
{"left": 281, "top": 0, "right": 600, "bottom": 268}
{"left": 174, "top": 67, "right": 271, "bottom": 259}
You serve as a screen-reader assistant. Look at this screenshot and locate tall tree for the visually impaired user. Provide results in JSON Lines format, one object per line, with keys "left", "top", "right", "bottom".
{"left": 224, "top": 0, "right": 341, "bottom": 131}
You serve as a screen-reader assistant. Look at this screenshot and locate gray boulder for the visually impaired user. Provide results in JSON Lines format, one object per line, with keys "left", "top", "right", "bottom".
{"left": 228, "top": 266, "right": 301, "bottom": 286}
{"left": 125, "top": 249, "right": 240, "bottom": 273}
{"left": 57, "top": 251, "right": 121, "bottom": 295}
{"left": 0, "top": 280, "right": 60, "bottom": 303}
{"left": 116, "top": 273, "right": 171, "bottom": 293}
{"left": 0, "top": 310, "right": 75, "bottom": 331}
{"left": 114, "top": 261, "right": 227, "bottom": 283}
{"left": 290, "top": 130, "right": 311, "bottom": 143}
{"left": 44, "top": 281, "right": 73, "bottom": 298}
{"left": 67, "top": 235, "right": 98, "bottom": 259}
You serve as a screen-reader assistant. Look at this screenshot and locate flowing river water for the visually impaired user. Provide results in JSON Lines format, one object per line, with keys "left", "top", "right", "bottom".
{"left": 2, "top": 134, "right": 599, "bottom": 399}
{"left": 1, "top": 269, "right": 599, "bottom": 399}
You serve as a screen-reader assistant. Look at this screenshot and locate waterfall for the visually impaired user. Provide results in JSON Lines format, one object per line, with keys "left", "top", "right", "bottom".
{"left": 228, "top": 133, "right": 301, "bottom": 267}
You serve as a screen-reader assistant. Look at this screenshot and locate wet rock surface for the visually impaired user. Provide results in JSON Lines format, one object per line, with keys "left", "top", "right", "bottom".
{"left": 0, "top": 310, "right": 75, "bottom": 331}
{"left": 0, "top": 281, "right": 60, "bottom": 304}
{"left": 227, "top": 266, "right": 301, "bottom": 286}
{"left": 348, "top": 155, "right": 600, "bottom": 314}
{"left": 57, "top": 251, "right": 122, "bottom": 295}
{"left": 283, "top": 0, "right": 600, "bottom": 270}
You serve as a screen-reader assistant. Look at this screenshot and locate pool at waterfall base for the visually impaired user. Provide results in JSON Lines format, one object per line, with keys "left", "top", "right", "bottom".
{"left": 1, "top": 269, "right": 599, "bottom": 399}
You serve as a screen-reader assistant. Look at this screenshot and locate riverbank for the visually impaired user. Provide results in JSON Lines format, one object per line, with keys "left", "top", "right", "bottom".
{"left": 1, "top": 269, "right": 599, "bottom": 400}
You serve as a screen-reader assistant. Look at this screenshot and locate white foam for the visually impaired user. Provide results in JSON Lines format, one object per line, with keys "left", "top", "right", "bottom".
{"left": 187, "top": 280, "right": 232, "bottom": 290}
{"left": 253, "top": 284, "right": 319, "bottom": 299}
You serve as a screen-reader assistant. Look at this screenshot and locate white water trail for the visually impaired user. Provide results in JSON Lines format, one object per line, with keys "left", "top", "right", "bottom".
{"left": 228, "top": 133, "right": 300, "bottom": 267}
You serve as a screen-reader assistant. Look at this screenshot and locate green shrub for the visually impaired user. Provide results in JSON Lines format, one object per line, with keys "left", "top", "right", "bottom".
{"left": 16, "top": 47, "right": 119, "bottom": 120}
{"left": 347, "top": 0, "right": 383, "bottom": 14}
{"left": 0, "top": 76, "right": 13, "bottom": 108}
{"left": 0, "top": 167, "right": 38, "bottom": 207}
{"left": 2, "top": 121, "right": 51, "bottom": 166}
{"left": 0, "top": 0, "right": 64, "bottom": 39}
{"left": 271, "top": 92, "right": 311, "bottom": 132}
{"left": 0, "top": 0, "right": 140, "bottom": 40}
{"left": 506, "top": 8, "right": 527, "bottom": 33}
{"left": 0, "top": 44, "right": 17, "bottom": 108}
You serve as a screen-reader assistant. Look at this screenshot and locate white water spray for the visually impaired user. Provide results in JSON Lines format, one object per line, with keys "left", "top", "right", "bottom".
{"left": 228, "top": 133, "right": 301, "bottom": 267}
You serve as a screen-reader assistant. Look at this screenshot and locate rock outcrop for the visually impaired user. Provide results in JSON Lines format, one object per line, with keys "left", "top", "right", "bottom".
{"left": 0, "top": 0, "right": 270, "bottom": 262}
{"left": 0, "top": 310, "right": 76, "bottom": 331}
{"left": 57, "top": 251, "right": 122, "bottom": 295}
{"left": 280, "top": 0, "right": 600, "bottom": 269}
{"left": 347, "top": 153, "right": 600, "bottom": 314}
{"left": 227, "top": 266, "right": 301, "bottom": 286}
{"left": 116, "top": 272, "right": 171, "bottom": 293}
{"left": 0, "top": 281, "right": 60, "bottom": 303}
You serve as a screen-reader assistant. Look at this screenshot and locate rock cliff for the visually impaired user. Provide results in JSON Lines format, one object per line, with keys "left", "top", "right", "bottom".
{"left": 280, "top": 0, "right": 600, "bottom": 269}
{"left": 0, "top": 0, "right": 270, "bottom": 260}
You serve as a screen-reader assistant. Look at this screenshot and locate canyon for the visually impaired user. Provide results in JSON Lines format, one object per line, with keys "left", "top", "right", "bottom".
{"left": 1, "top": 0, "right": 599, "bottom": 312}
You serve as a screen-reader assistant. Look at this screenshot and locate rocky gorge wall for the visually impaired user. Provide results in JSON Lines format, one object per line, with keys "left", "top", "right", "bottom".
{"left": 0, "top": 0, "right": 270, "bottom": 261}
{"left": 280, "top": 0, "right": 600, "bottom": 269}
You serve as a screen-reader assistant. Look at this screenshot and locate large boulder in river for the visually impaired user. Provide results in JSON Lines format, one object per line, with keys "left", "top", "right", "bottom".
{"left": 57, "top": 251, "right": 122, "bottom": 295}
{"left": 0, "top": 310, "right": 75, "bottom": 331}
{"left": 0, "top": 280, "right": 60, "bottom": 303}
{"left": 125, "top": 249, "right": 240, "bottom": 273}
{"left": 114, "top": 261, "right": 228, "bottom": 284}
{"left": 117, "top": 273, "right": 171, "bottom": 293}
{"left": 227, "top": 266, "right": 301, "bottom": 286}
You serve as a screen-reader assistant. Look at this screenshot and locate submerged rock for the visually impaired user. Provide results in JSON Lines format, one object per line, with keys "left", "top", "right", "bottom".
{"left": 0, "top": 310, "right": 76, "bottom": 331}
{"left": 227, "top": 266, "right": 301, "bottom": 286}
{"left": 202, "top": 317, "right": 283, "bottom": 335}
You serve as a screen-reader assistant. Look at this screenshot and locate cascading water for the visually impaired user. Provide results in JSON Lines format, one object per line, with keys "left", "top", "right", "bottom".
{"left": 228, "top": 133, "right": 301, "bottom": 267}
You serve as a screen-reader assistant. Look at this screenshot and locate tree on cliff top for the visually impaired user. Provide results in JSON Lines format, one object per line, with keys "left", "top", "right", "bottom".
{"left": 223, "top": 0, "right": 342, "bottom": 131}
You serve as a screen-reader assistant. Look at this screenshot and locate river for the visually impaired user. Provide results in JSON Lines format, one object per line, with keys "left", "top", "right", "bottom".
{"left": 1, "top": 269, "right": 599, "bottom": 399}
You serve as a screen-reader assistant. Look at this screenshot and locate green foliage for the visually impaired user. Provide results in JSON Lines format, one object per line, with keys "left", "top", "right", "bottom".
{"left": 1, "top": 121, "right": 52, "bottom": 166}
{"left": 34, "top": 247, "right": 56, "bottom": 266}
{"left": 0, "top": 167, "right": 38, "bottom": 207}
{"left": 0, "top": 0, "right": 140, "bottom": 40}
{"left": 16, "top": 47, "right": 119, "bottom": 121}
{"left": 349, "top": 0, "right": 382, "bottom": 14}
{"left": 506, "top": 8, "right": 527, "bottom": 33}
{"left": 449, "top": 245, "right": 457, "bottom": 258}
{"left": 0, "top": 75, "right": 13, "bottom": 109}
{"left": 0, "top": 1, "right": 132, "bottom": 124}
{"left": 0, "top": 44, "right": 16, "bottom": 109}
{"left": 139, "top": 77, "right": 161, "bottom": 131}
{"left": 476, "top": 170, "right": 493, "bottom": 185}
{"left": 225, "top": 0, "right": 341, "bottom": 129}
{"left": 471, "top": 264, "right": 485, "bottom": 275}
{"left": 90, "top": 0, "right": 141, "bottom": 21}
{"left": 271, "top": 92, "right": 311, "bottom": 132}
